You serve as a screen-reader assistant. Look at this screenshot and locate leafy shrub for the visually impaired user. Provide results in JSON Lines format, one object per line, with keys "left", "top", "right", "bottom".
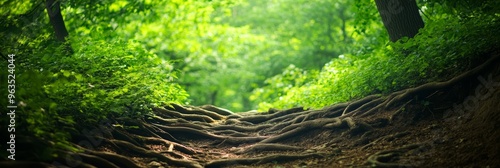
{"left": 250, "top": 64, "right": 318, "bottom": 110}
{"left": 254, "top": 10, "right": 499, "bottom": 110}
{"left": 0, "top": 36, "right": 188, "bottom": 160}
{"left": 42, "top": 37, "right": 189, "bottom": 122}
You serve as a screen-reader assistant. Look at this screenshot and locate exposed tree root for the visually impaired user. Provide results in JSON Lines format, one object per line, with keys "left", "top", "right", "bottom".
{"left": 261, "top": 118, "right": 344, "bottom": 143}
{"left": 152, "top": 123, "right": 268, "bottom": 145}
{"left": 105, "top": 139, "right": 203, "bottom": 168}
{"left": 365, "top": 144, "right": 420, "bottom": 168}
{"left": 74, "top": 153, "right": 120, "bottom": 168}
{"left": 151, "top": 124, "right": 223, "bottom": 140}
{"left": 146, "top": 115, "right": 188, "bottom": 125}
{"left": 167, "top": 103, "right": 228, "bottom": 120}
{"left": 361, "top": 131, "right": 411, "bottom": 150}
{"left": 111, "top": 129, "right": 142, "bottom": 146}
{"left": 342, "top": 94, "right": 382, "bottom": 116}
{"left": 82, "top": 149, "right": 142, "bottom": 168}
{"left": 265, "top": 110, "right": 310, "bottom": 123}
{"left": 212, "top": 130, "right": 250, "bottom": 137}
{"left": 141, "top": 122, "right": 181, "bottom": 143}
{"left": 389, "top": 100, "right": 413, "bottom": 122}
{"left": 234, "top": 143, "right": 304, "bottom": 154}
{"left": 210, "top": 124, "right": 272, "bottom": 133}
{"left": 198, "top": 105, "right": 236, "bottom": 116}
{"left": 205, "top": 153, "right": 325, "bottom": 168}
{"left": 238, "top": 107, "right": 305, "bottom": 124}
{"left": 153, "top": 107, "right": 217, "bottom": 123}
{"left": 132, "top": 135, "right": 198, "bottom": 155}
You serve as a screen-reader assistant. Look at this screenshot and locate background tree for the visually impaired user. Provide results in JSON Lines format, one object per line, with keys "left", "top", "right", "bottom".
{"left": 45, "top": 0, "right": 68, "bottom": 42}
{"left": 374, "top": 0, "right": 424, "bottom": 42}
{"left": 45, "top": 0, "right": 73, "bottom": 54}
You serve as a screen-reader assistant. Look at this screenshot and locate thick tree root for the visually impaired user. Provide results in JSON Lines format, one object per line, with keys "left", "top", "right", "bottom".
{"left": 153, "top": 107, "right": 217, "bottom": 123}
{"left": 105, "top": 139, "right": 203, "bottom": 168}
{"left": 74, "top": 153, "right": 120, "bottom": 168}
{"left": 132, "top": 135, "right": 198, "bottom": 155}
{"left": 167, "top": 103, "right": 228, "bottom": 120}
{"left": 198, "top": 104, "right": 236, "bottom": 116}
{"left": 83, "top": 149, "right": 142, "bottom": 168}
{"left": 238, "top": 107, "right": 305, "bottom": 124}
{"left": 205, "top": 153, "right": 325, "bottom": 168}
{"left": 233, "top": 143, "right": 304, "bottom": 154}
{"left": 210, "top": 124, "right": 272, "bottom": 133}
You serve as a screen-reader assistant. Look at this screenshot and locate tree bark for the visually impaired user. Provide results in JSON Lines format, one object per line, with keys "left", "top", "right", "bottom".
{"left": 375, "top": 0, "right": 424, "bottom": 42}
{"left": 46, "top": 0, "right": 69, "bottom": 42}
{"left": 210, "top": 90, "right": 218, "bottom": 105}
{"left": 46, "top": 0, "right": 73, "bottom": 54}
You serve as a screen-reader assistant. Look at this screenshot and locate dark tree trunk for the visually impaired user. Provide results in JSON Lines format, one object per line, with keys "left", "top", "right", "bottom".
{"left": 338, "top": 6, "right": 348, "bottom": 42}
{"left": 210, "top": 91, "right": 218, "bottom": 105}
{"left": 45, "top": 0, "right": 73, "bottom": 54}
{"left": 375, "top": 0, "right": 424, "bottom": 42}
{"left": 46, "top": 0, "right": 69, "bottom": 42}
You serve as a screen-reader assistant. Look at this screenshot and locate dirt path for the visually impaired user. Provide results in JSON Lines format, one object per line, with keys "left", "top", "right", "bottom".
{"left": 4, "top": 51, "right": 499, "bottom": 168}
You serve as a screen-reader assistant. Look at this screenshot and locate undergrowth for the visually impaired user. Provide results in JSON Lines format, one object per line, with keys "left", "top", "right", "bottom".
{"left": 0, "top": 37, "right": 188, "bottom": 161}
{"left": 253, "top": 11, "right": 499, "bottom": 110}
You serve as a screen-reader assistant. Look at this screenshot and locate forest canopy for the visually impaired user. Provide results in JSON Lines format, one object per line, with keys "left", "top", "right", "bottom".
{"left": 0, "top": 0, "right": 499, "bottom": 162}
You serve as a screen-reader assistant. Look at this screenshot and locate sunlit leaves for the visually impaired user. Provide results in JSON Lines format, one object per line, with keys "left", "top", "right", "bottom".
{"left": 41, "top": 37, "right": 188, "bottom": 119}
{"left": 256, "top": 9, "right": 499, "bottom": 109}
{"left": 109, "top": 0, "right": 128, "bottom": 12}
{"left": 0, "top": 0, "right": 34, "bottom": 15}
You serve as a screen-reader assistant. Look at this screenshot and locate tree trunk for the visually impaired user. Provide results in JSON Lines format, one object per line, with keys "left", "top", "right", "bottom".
{"left": 46, "top": 0, "right": 73, "bottom": 54}
{"left": 375, "top": 0, "right": 424, "bottom": 42}
{"left": 210, "top": 90, "right": 218, "bottom": 105}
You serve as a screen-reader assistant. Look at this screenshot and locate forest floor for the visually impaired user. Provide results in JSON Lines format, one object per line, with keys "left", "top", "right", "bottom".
{"left": 4, "top": 51, "right": 500, "bottom": 168}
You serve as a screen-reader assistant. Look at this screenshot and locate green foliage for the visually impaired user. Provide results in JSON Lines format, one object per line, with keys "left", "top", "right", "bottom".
{"left": 41, "top": 37, "right": 188, "bottom": 121}
{"left": 1, "top": 34, "right": 188, "bottom": 161}
{"left": 204, "top": 0, "right": 364, "bottom": 110}
{"left": 1, "top": 0, "right": 499, "bottom": 161}
{"left": 251, "top": 65, "right": 318, "bottom": 110}
{"left": 1, "top": 0, "right": 188, "bottom": 161}
{"left": 423, "top": 0, "right": 500, "bottom": 17}
{"left": 89, "top": 0, "right": 260, "bottom": 111}
{"left": 0, "top": 69, "right": 77, "bottom": 161}
{"left": 353, "top": 0, "right": 382, "bottom": 35}
{"left": 254, "top": 6, "right": 499, "bottom": 109}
